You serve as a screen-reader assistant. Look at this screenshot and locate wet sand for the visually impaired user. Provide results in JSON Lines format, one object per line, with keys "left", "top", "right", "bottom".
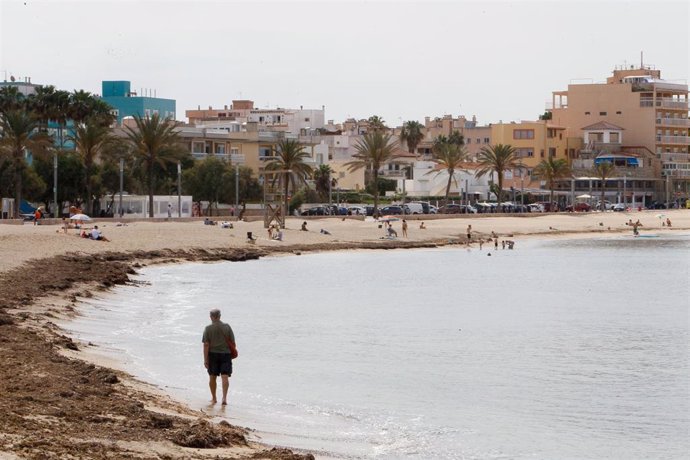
{"left": 0, "top": 210, "right": 687, "bottom": 459}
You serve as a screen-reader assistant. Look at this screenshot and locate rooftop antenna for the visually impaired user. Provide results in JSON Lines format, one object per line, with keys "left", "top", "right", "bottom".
{"left": 640, "top": 50, "right": 644, "bottom": 68}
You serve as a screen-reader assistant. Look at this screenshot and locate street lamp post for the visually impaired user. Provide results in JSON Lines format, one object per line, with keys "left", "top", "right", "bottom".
{"left": 177, "top": 161, "right": 181, "bottom": 218}
{"left": 53, "top": 152, "right": 58, "bottom": 218}
{"left": 235, "top": 163, "right": 240, "bottom": 214}
{"left": 119, "top": 158, "right": 124, "bottom": 217}
{"left": 623, "top": 174, "right": 627, "bottom": 208}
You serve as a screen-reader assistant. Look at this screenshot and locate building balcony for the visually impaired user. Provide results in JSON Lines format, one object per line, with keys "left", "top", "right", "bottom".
{"left": 380, "top": 170, "right": 407, "bottom": 179}
{"left": 656, "top": 135, "right": 690, "bottom": 145}
{"left": 641, "top": 97, "right": 689, "bottom": 109}
{"left": 658, "top": 152, "right": 690, "bottom": 163}
{"left": 657, "top": 118, "right": 690, "bottom": 127}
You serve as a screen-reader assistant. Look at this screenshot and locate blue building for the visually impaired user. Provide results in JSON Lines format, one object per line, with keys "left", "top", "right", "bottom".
{"left": 101, "top": 81, "right": 176, "bottom": 123}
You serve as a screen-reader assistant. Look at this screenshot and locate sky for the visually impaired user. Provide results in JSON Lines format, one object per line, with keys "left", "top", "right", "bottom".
{"left": 1, "top": 0, "right": 688, "bottom": 126}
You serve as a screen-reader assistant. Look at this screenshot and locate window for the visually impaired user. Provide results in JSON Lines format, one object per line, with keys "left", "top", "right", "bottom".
{"left": 145, "top": 109, "right": 151, "bottom": 117}
{"left": 259, "top": 146, "right": 272, "bottom": 159}
{"left": 466, "top": 138, "right": 471, "bottom": 144}
{"left": 616, "top": 111, "right": 622, "bottom": 115}
{"left": 513, "top": 129, "right": 535, "bottom": 139}
{"left": 484, "top": 138, "right": 490, "bottom": 143}
{"left": 110, "top": 109, "right": 119, "bottom": 117}
{"left": 215, "top": 144, "right": 226, "bottom": 155}
{"left": 599, "top": 111, "right": 607, "bottom": 116}
{"left": 540, "top": 149, "right": 544, "bottom": 158}
{"left": 610, "top": 132, "right": 620, "bottom": 143}
{"left": 585, "top": 111, "right": 590, "bottom": 115}
{"left": 192, "top": 142, "right": 205, "bottom": 154}
{"left": 476, "top": 138, "right": 480, "bottom": 144}
{"left": 548, "top": 147, "right": 556, "bottom": 158}
{"left": 230, "top": 148, "right": 239, "bottom": 156}
{"left": 515, "top": 148, "right": 533, "bottom": 158}
{"left": 304, "top": 118, "right": 310, "bottom": 122}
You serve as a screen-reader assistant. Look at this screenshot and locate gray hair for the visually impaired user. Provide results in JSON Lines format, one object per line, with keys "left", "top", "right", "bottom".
{"left": 209, "top": 309, "right": 221, "bottom": 319}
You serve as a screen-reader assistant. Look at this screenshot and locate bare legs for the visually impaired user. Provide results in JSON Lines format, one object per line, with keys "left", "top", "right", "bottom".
{"left": 208, "top": 374, "right": 230, "bottom": 405}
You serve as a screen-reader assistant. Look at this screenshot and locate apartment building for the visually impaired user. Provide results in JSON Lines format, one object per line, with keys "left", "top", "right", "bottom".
{"left": 185, "top": 100, "right": 325, "bottom": 136}
{"left": 102, "top": 81, "right": 176, "bottom": 124}
{"left": 489, "top": 120, "right": 582, "bottom": 191}
{"left": 549, "top": 65, "right": 689, "bottom": 201}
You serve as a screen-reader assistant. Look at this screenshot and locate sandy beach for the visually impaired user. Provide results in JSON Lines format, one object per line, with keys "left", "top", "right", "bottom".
{"left": 0, "top": 210, "right": 688, "bottom": 459}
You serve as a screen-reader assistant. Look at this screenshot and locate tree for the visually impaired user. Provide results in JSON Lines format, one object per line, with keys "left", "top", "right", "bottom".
{"left": 313, "top": 164, "right": 334, "bottom": 201}
{"left": 432, "top": 130, "right": 464, "bottom": 151}
{"left": 0, "top": 86, "right": 26, "bottom": 114}
{"left": 532, "top": 157, "right": 571, "bottom": 208}
{"left": 399, "top": 120, "right": 425, "bottom": 154}
{"left": 367, "top": 115, "right": 387, "bottom": 132}
{"left": 592, "top": 160, "right": 615, "bottom": 210}
{"left": 0, "top": 110, "right": 53, "bottom": 216}
{"left": 475, "top": 144, "right": 520, "bottom": 204}
{"left": 32, "top": 151, "right": 85, "bottom": 212}
{"left": 265, "top": 139, "right": 314, "bottom": 218}
{"left": 124, "top": 113, "right": 184, "bottom": 217}
{"left": 68, "top": 122, "right": 117, "bottom": 215}
{"left": 430, "top": 142, "right": 468, "bottom": 201}
{"left": 345, "top": 131, "right": 399, "bottom": 215}
{"left": 182, "top": 156, "right": 228, "bottom": 215}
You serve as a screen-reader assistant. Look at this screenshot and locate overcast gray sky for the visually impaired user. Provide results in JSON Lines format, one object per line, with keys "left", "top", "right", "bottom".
{"left": 1, "top": 0, "right": 688, "bottom": 126}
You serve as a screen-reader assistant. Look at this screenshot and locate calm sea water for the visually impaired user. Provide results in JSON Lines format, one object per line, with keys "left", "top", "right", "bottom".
{"left": 64, "top": 235, "right": 690, "bottom": 459}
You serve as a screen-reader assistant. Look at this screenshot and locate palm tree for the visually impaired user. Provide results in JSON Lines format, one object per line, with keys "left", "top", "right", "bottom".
{"left": 532, "top": 157, "right": 571, "bottom": 209}
{"left": 593, "top": 160, "right": 615, "bottom": 210}
{"left": 68, "top": 122, "right": 116, "bottom": 215}
{"left": 0, "top": 86, "right": 26, "bottom": 114}
{"left": 430, "top": 142, "right": 468, "bottom": 201}
{"left": 0, "top": 110, "right": 53, "bottom": 216}
{"left": 124, "top": 113, "right": 183, "bottom": 217}
{"left": 265, "top": 139, "right": 314, "bottom": 219}
{"left": 313, "top": 164, "right": 334, "bottom": 201}
{"left": 475, "top": 144, "right": 520, "bottom": 204}
{"left": 367, "top": 115, "right": 387, "bottom": 132}
{"left": 345, "top": 131, "right": 399, "bottom": 215}
{"left": 399, "top": 120, "right": 424, "bottom": 154}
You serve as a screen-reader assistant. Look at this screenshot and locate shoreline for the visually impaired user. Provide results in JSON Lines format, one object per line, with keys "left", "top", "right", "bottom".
{"left": 1, "top": 212, "right": 687, "bottom": 458}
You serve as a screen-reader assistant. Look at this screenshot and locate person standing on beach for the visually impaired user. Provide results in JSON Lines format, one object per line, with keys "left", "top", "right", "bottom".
{"left": 466, "top": 225, "right": 472, "bottom": 241}
{"left": 167, "top": 203, "right": 172, "bottom": 219}
{"left": 202, "top": 309, "right": 236, "bottom": 405}
{"left": 402, "top": 219, "right": 408, "bottom": 238}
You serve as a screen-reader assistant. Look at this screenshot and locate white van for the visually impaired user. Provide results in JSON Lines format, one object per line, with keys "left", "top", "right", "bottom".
{"left": 404, "top": 202, "right": 424, "bottom": 214}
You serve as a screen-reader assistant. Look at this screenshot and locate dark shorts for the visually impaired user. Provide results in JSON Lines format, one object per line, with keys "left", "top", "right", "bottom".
{"left": 208, "top": 352, "right": 233, "bottom": 376}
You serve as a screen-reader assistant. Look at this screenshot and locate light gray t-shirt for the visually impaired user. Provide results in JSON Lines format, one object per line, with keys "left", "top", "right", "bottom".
{"left": 202, "top": 321, "right": 235, "bottom": 354}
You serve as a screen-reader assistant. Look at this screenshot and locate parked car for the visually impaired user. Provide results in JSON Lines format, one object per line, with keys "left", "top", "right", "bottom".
{"left": 566, "top": 202, "right": 591, "bottom": 212}
{"left": 326, "top": 205, "right": 348, "bottom": 215}
{"left": 528, "top": 203, "right": 545, "bottom": 213}
{"left": 379, "top": 205, "right": 404, "bottom": 215}
{"left": 612, "top": 203, "right": 627, "bottom": 212}
{"left": 404, "top": 202, "right": 424, "bottom": 214}
{"left": 428, "top": 205, "right": 438, "bottom": 214}
{"left": 439, "top": 204, "right": 462, "bottom": 214}
{"left": 301, "top": 206, "right": 328, "bottom": 216}
{"left": 595, "top": 200, "right": 613, "bottom": 211}
{"left": 347, "top": 205, "right": 367, "bottom": 215}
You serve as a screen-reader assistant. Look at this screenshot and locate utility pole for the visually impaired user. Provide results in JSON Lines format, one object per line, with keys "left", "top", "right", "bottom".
{"left": 119, "top": 158, "right": 124, "bottom": 217}
{"left": 235, "top": 163, "right": 240, "bottom": 214}
{"left": 53, "top": 152, "right": 58, "bottom": 217}
{"left": 177, "top": 162, "right": 181, "bottom": 218}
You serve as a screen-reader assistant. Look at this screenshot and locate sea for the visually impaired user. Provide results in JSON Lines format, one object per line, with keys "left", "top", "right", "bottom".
{"left": 62, "top": 235, "right": 690, "bottom": 459}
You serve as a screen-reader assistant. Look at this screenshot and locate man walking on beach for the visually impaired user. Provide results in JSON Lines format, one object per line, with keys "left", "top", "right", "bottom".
{"left": 202, "top": 309, "right": 236, "bottom": 405}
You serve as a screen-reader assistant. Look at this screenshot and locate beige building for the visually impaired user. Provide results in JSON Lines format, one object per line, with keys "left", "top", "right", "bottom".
{"left": 489, "top": 120, "right": 582, "bottom": 191}
{"left": 549, "top": 65, "right": 689, "bottom": 201}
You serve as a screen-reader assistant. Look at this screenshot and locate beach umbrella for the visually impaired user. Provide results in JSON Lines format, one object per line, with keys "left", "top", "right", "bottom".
{"left": 70, "top": 213, "right": 91, "bottom": 221}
